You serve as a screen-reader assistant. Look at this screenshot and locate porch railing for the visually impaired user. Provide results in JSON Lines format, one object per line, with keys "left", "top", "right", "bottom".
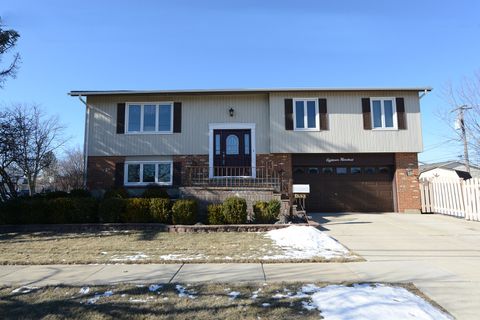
{"left": 185, "top": 166, "right": 282, "bottom": 191}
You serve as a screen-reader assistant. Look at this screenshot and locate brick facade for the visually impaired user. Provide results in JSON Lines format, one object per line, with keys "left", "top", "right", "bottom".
{"left": 87, "top": 156, "right": 125, "bottom": 190}
{"left": 257, "top": 153, "right": 293, "bottom": 196}
{"left": 394, "top": 152, "right": 421, "bottom": 213}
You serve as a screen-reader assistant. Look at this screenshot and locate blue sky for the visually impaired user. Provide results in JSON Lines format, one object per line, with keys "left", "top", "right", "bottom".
{"left": 1, "top": 0, "right": 479, "bottom": 164}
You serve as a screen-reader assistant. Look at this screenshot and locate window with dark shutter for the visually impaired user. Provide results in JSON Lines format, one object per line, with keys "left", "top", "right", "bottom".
{"left": 116, "top": 103, "right": 125, "bottom": 134}
{"left": 396, "top": 97, "right": 406, "bottom": 129}
{"left": 319, "top": 98, "right": 328, "bottom": 130}
{"left": 173, "top": 102, "right": 182, "bottom": 133}
{"left": 284, "top": 99, "right": 293, "bottom": 130}
{"left": 361, "top": 98, "right": 372, "bottom": 130}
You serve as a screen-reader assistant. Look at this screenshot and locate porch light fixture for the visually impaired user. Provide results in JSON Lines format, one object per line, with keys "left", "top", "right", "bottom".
{"left": 229, "top": 107, "right": 234, "bottom": 117}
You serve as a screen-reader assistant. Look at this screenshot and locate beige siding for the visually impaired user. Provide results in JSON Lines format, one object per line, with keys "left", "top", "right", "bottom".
{"left": 87, "top": 94, "right": 270, "bottom": 156}
{"left": 269, "top": 91, "right": 423, "bottom": 153}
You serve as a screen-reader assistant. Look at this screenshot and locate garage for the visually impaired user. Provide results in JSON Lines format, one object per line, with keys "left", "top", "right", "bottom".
{"left": 292, "top": 154, "right": 395, "bottom": 212}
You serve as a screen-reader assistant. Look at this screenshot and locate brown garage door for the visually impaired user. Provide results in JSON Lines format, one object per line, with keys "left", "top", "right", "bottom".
{"left": 292, "top": 154, "right": 395, "bottom": 212}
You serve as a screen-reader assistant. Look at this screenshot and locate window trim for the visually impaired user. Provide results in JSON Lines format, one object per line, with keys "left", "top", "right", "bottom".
{"left": 124, "top": 161, "right": 173, "bottom": 186}
{"left": 125, "top": 102, "right": 174, "bottom": 134}
{"left": 293, "top": 98, "right": 320, "bottom": 131}
{"left": 369, "top": 97, "right": 398, "bottom": 131}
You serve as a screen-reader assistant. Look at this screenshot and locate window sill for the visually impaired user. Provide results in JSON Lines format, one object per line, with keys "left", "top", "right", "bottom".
{"left": 371, "top": 127, "right": 399, "bottom": 131}
{"left": 293, "top": 128, "right": 320, "bottom": 132}
{"left": 125, "top": 131, "right": 174, "bottom": 135}
{"left": 124, "top": 182, "right": 173, "bottom": 187}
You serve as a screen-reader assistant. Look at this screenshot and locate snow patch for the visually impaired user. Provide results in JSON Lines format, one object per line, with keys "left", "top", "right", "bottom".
{"left": 79, "top": 287, "right": 90, "bottom": 295}
{"left": 228, "top": 291, "right": 240, "bottom": 300}
{"left": 110, "top": 252, "right": 149, "bottom": 261}
{"left": 149, "top": 284, "right": 162, "bottom": 292}
{"left": 309, "top": 284, "right": 452, "bottom": 320}
{"left": 159, "top": 253, "right": 207, "bottom": 261}
{"left": 11, "top": 286, "right": 38, "bottom": 294}
{"left": 263, "top": 226, "right": 352, "bottom": 260}
{"left": 175, "top": 284, "right": 196, "bottom": 299}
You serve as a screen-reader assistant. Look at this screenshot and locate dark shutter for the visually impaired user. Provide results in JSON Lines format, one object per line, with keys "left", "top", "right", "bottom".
{"left": 361, "top": 98, "right": 372, "bottom": 130}
{"left": 284, "top": 99, "right": 293, "bottom": 130}
{"left": 173, "top": 102, "right": 182, "bottom": 133}
{"left": 114, "top": 163, "right": 124, "bottom": 187}
{"left": 173, "top": 162, "right": 182, "bottom": 187}
{"left": 396, "top": 97, "right": 406, "bottom": 130}
{"left": 116, "top": 103, "right": 125, "bottom": 134}
{"left": 318, "top": 98, "right": 328, "bottom": 130}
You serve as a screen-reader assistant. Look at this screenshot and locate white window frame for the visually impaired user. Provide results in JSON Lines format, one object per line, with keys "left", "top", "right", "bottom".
{"left": 293, "top": 98, "right": 320, "bottom": 131}
{"left": 125, "top": 102, "right": 174, "bottom": 134}
{"left": 124, "top": 161, "right": 173, "bottom": 186}
{"left": 370, "top": 97, "right": 398, "bottom": 130}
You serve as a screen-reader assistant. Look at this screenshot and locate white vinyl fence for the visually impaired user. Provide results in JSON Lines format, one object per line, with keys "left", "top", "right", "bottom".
{"left": 420, "top": 178, "right": 480, "bottom": 221}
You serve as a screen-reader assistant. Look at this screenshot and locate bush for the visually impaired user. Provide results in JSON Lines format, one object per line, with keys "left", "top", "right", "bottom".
{"left": 207, "top": 204, "right": 225, "bottom": 225}
{"left": 222, "top": 197, "right": 247, "bottom": 224}
{"left": 44, "top": 191, "right": 69, "bottom": 199}
{"left": 253, "top": 199, "right": 281, "bottom": 224}
{"left": 69, "top": 189, "right": 91, "bottom": 198}
{"left": 171, "top": 199, "right": 197, "bottom": 225}
{"left": 149, "top": 198, "right": 171, "bottom": 223}
{"left": 47, "top": 198, "right": 98, "bottom": 223}
{"left": 143, "top": 186, "right": 169, "bottom": 199}
{"left": 98, "top": 198, "right": 126, "bottom": 223}
{"left": 103, "top": 187, "right": 129, "bottom": 199}
{"left": 123, "top": 198, "right": 151, "bottom": 223}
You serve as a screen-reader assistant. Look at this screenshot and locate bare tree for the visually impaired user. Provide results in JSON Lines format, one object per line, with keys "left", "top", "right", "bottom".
{"left": 0, "top": 111, "right": 19, "bottom": 201}
{"left": 0, "top": 17, "right": 21, "bottom": 88}
{"left": 55, "top": 146, "right": 84, "bottom": 191}
{"left": 4, "top": 105, "right": 67, "bottom": 195}
{"left": 439, "top": 71, "right": 480, "bottom": 165}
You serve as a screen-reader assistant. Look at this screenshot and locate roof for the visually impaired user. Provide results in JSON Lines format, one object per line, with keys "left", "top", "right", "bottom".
{"left": 420, "top": 161, "right": 480, "bottom": 173}
{"left": 68, "top": 87, "right": 432, "bottom": 96}
{"left": 455, "top": 170, "right": 472, "bottom": 180}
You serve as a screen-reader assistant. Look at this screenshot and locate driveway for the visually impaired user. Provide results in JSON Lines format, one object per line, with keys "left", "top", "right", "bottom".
{"left": 310, "top": 212, "right": 480, "bottom": 320}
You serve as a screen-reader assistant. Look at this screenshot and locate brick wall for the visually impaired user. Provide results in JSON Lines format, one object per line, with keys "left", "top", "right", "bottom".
{"left": 257, "top": 153, "right": 293, "bottom": 196}
{"left": 394, "top": 153, "right": 421, "bottom": 213}
{"left": 172, "top": 155, "right": 209, "bottom": 186}
{"left": 87, "top": 156, "right": 125, "bottom": 190}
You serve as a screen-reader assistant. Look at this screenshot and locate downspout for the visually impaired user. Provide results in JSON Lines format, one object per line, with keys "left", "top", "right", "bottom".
{"left": 78, "top": 95, "right": 90, "bottom": 189}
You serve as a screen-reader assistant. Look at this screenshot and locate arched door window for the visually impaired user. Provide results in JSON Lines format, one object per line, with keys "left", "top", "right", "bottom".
{"left": 225, "top": 134, "right": 239, "bottom": 155}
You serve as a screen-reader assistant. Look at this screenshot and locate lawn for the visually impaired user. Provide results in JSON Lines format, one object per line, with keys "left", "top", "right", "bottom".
{"left": 0, "top": 226, "right": 361, "bottom": 264}
{"left": 0, "top": 282, "right": 451, "bottom": 320}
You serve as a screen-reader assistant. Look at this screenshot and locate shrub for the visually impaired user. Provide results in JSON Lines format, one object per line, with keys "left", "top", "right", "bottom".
{"left": 149, "top": 198, "right": 171, "bottom": 223}
{"left": 222, "top": 197, "right": 247, "bottom": 224}
{"left": 47, "top": 198, "right": 98, "bottom": 223}
{"left": 171, "top": 199, "right": 197, "bottom": 225}
{"left": 207, "top": 204, "right": 225, "bottom": 225}
{"left": 143, "top": 186, "right": 169, "bottom": 199}
{"left": 98, "top": 198, "right": 126, "bottom": 223}
{"left": 44, "top": 191, "right": 69, "bottom": 199}
{"left": 123, "top": 198, "right": 151, "bottom": 223}
{"left": 103, "top": 187, "right": 129, "bottom": 199}
{"left": 69, "top": 189, "right": 91, "bottom": 198}
{"left": 253, "top": 199, "right": 281, "bottom": 224}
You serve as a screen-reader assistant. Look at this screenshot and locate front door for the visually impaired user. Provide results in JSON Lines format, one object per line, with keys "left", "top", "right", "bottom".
{"left": 213, "top": 129, "right": 251, "bottom": 176}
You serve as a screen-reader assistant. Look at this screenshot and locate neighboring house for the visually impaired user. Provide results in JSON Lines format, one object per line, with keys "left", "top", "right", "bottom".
{"left": 419, "top": 161, "right": 480, "bottom": 180}
{"left": 69, "top": 87, "right": 431, "bottom": 213}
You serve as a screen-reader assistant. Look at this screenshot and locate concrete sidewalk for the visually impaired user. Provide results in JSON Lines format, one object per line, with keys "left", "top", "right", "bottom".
{"left": 1, "top": 213, "right": 479, "bottom": 319}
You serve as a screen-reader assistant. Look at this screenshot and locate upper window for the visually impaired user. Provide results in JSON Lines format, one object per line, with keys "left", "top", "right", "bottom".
{"left": 126, "top": 103, "right": 173, "bottom": 133}
{"left": 370, "top": 98, "right": 397, "bottom": 130}
{"left": 125, "top": 161, "right": 173, "bottom": 186}
{"left": 294, "top": 99, "right": 319, "bottom": 131}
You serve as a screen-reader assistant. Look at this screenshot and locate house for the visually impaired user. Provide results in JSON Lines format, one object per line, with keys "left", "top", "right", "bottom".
{"left": 69, "top": 87, "right": 431, "bottom": 213}
{"left": 419, "top": 161, "right": 480, "bottom": 180}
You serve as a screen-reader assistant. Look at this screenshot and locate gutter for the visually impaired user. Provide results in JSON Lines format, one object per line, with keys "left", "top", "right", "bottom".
{"left": 78, "top": 95, "right": 90, "bottom": 189}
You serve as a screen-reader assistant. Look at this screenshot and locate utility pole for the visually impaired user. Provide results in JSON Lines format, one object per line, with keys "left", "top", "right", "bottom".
{"left": 453, "top": 105, "right": 472, "bottom": 172}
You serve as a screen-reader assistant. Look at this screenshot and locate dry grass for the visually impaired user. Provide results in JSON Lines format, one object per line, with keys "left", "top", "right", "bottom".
{"left": 0, "top": 282, "right": 321, "bottom": 320}
{"left": 0, "top": 229, "right": 361, "bottom": 265}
